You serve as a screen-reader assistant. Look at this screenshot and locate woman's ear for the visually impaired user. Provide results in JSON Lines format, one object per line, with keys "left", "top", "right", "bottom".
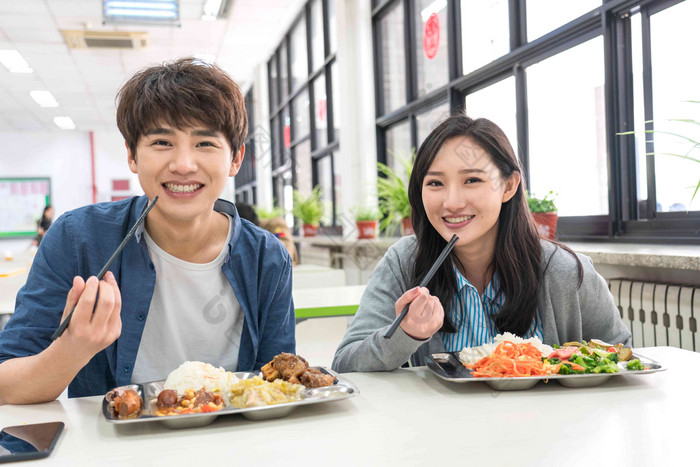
{"left": 502, "top": 171, "right": 521, "bottom": 203}
{"left": 126, "top": 141, "right": 137, "bottom": 174}
{"left": 229, "top": 144, "right": 245, "bottom": 176}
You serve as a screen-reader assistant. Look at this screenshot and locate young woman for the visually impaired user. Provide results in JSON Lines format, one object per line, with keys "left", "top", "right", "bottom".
{"left": 332, "top": 114, "right": 630, "bottom": 372}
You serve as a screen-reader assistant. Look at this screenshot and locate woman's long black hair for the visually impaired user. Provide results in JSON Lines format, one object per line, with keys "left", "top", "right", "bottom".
{"left": 407, "top": 114, "right": 582, "bottom": 336}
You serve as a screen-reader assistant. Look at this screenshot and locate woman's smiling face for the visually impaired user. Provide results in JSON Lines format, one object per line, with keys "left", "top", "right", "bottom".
{"left": 421, "top": 136, "right": 520, "bottom": 251}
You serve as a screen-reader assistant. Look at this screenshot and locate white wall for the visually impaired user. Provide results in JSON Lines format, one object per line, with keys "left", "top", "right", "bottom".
{"left": 0, "top": 129, "right": 138, "bottom": 252}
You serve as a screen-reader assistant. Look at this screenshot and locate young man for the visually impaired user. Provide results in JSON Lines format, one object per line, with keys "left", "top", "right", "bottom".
{"left": 0, "top": 58, "right": 295, "bottom": 404}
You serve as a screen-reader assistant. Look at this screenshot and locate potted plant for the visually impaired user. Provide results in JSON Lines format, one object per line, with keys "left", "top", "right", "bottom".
{"left": 353, "top": 206, "right": 380, "bottom": 239}
{"left": 527, "top": 191, "right": 558, "bottom": 240}
{"left": 377, "top": 149, "right": 414, "bottom": 236}
{"left": 292, "top": 187, "right": 325, "bottom": 237}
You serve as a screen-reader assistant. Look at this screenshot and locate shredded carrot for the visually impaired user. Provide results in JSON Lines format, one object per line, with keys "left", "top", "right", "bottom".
{"left": 465, "top": 342, "right": 551, "bottom": 378}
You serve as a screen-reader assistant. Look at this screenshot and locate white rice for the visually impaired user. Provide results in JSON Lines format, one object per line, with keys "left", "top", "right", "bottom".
{"left": 163, "top": 361, "right": 239, "bottom": 394}
{"left": 458, "top": 332, "right": 554, "bottom": 365}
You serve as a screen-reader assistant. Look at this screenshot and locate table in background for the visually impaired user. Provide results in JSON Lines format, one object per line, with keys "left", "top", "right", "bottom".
{"left": 0, "top": 252, "right": 32, "bottom": 328}
{"left": 292, "top": 285, "right": 365, "bottom": 321}
{"left": 0, "top": 346, "right": 693, "bottom": 466}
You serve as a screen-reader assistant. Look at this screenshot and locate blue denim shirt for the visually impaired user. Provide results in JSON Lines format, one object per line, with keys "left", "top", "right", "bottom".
{"left": 0, "top": 196, "right": 295, "bottom": 398}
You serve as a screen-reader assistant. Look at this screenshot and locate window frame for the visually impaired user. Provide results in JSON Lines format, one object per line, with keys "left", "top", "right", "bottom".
{"left": 371, "top": 0, "right": 700, "bottom": 244}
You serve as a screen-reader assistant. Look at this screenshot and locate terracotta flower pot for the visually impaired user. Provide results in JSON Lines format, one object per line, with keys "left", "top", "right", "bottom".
{"left": 531, "top": 212, "right": 558, "bottom": 240}
{"left": 302, "top": 224, "right": 319, "bottom": 237}
{"left": 401, "top": 217, "right": 414, "bottom": 236}
{"left": 356, "top": 220, "right": 378, "bottom": 239}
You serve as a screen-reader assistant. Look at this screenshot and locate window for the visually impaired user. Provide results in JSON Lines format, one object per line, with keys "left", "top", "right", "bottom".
{"left": 414, "top": 0, "right": 449, "bottom": 97}
{"left": 416, "top": 102, "right": 450, "bottom": 147}
{"left": 373, "top": 0, "right": 698, "bottom": 242}
{"left": 460, "top": 0, "right": 509, "bottom": 75}
{"left": 526, "top": 0, "right": 601, "bottom": 42}
{"left": 267, "top": 0, "right": 339, "bottom": 228}
{"left": 465, "top": 77, "right": 517, "bottom": 153}
{"left": 385, "top": 119, "right": 412, "bottom": 172}
{"left": 378, "top": 2, "right": 407, "bottom": 114}
{"left": 633, "top": 1, "right": 700, "bottom": 214}
{"left": 527, "top": 37, "right": 607, "bottom": 216}
{"left": 235, "top": 89, "right": 257, "bottom": 204}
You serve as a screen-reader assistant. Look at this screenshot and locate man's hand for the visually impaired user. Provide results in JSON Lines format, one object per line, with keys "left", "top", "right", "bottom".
{"left": 395, "top": 287, "right": 444, "bottom": 340}
{"left": 58, "top": 272, "right": 122, "bottom": 361}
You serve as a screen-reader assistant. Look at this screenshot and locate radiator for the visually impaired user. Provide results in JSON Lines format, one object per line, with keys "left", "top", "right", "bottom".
{"left": 609, "top": 279, "right": 699, "bottom": 351}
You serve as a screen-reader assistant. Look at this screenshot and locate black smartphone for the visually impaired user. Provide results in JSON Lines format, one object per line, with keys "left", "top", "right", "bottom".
{"left": 0, "top": 422, "right": 64, "bottom": 463}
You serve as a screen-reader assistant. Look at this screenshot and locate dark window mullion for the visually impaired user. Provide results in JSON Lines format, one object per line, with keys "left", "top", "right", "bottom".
{"left": 640, "top": 4, "right": 657, "bottom": 219}
{"left": 447, "top": 0, "right": 461, "bottom": 82}
{"left": 404, "top": 0, "right": 416, "bottom": 104}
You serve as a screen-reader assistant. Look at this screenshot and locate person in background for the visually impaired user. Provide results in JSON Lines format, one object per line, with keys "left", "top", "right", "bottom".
{"left": 259, "top": 217, "right": 299, "bottom": 266}
{"left": 235, "top": 203, "right": 259, "bottom": 226}
{"left": 35, "top": 205, "right": 53, "bottom": 246}
{"left": 332, "top": 114, "right": 630, "bottom": 372}
{"left": 0, "top": 57, "right": 295, "bottom": 405}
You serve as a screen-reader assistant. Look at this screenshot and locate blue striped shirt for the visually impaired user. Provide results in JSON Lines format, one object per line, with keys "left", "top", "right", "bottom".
{"left": 439, "top": 267, "right": 543, "bottom": 352}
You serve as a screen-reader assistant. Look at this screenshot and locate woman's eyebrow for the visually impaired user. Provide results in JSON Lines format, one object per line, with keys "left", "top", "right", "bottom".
{"left": 426, "top": 168, "right": 486, "bottom": 176}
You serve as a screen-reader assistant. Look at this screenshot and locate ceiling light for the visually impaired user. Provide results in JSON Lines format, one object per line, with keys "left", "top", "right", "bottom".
{"left": 103, "top": 0, "right": 180, "bottom": 25}
{"left": 30, "top": 91, "right": 59, "bottom": 108}
{"left": 54, "top": 117, "right": 76, "bottom": 130}
{"left": 201, "top": 0, "right": 233, "bottom": 21}
{"left": 0, "top": 50, "right": 33, "bottom": 73}
{"left": 201, "top": 0, "right": 222, "bottom": 21}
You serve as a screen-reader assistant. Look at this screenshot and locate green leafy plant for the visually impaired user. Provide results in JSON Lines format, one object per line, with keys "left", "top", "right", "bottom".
{"left": 254, "top": 206, "right": 284, "bottom": 220}
{"left": 527, "top": 191, "right": 558, "bottom": 213}
{"left": 377, "top": 149, "right": 414, "bottom": 234}
{"left": 292, "top": 187, "right": 325, "bottom": 226}
{"left": 618, "top": 100, "right": 700, "bottom": 203}
{"left": 353, "top": 206, "right": 380, "bottom": 221}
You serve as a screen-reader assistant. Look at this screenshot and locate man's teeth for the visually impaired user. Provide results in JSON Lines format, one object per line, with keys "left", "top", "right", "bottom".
{"left": 165, "top": 183, "right": 202, "bottom": 193}
{"left": 444, "top": 215, "right": 474, "bottom": 223}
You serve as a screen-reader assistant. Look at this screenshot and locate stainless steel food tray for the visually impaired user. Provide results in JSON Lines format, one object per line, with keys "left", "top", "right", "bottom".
{"left": 102, "top": 368, "right": 358, "bottom": 429}
{"left": 425, "top": 351, "right": 666, "bottom": 391}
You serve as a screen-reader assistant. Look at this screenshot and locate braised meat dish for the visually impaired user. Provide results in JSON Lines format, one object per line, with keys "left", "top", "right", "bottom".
{"left": 106, "top": 388, "right": 143, "bottom": 418}
{"left": 156, "top": 388, "right": 224, "bottom": 416}
{"left": 261, "top": 353, "right": 336, "bottom": 388}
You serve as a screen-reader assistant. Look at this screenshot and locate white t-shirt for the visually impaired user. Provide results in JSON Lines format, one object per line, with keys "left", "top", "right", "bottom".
{"left": 131, "top": 214, "right": 244, "bottom": 383}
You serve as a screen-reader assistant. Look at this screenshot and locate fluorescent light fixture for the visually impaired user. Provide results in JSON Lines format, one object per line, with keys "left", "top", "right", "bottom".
{"left": 53, "top": 117, "right": 76, "bottom": 130}
{"left": 30, "top": 91, "right": 59, "bottom": 108}
{"left": 420, "top": 0, "right": 447, "bottom": 22}
{"left": 201, "top": 0, "right": 222, "bottom": 21}
{"left": 0, "top": 50, "right": 33, "bottom": 73}
{"left": 103, "top": 0, "right": 180, "bottom": 25}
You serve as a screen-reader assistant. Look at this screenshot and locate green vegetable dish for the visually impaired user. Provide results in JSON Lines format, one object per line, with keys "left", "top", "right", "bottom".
{"left": 542, "top": 339, "right": 649, "bottom": 375}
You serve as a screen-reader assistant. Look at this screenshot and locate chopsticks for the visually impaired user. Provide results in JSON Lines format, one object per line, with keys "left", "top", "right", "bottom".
{"left": 384, "top": 234, "right": 459, "bottom": 339}
{"left": 51, "top": 196, "right": 159, "bottom": 341}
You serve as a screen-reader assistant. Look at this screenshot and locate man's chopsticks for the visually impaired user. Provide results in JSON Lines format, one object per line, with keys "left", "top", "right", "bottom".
{"left": 384, "top": 234, "right": 459, "bottom": 339}
{"left": 51, "top": 196, "right": 159, "bottom": 340}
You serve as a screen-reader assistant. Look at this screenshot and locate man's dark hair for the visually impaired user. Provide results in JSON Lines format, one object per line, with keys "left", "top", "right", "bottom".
{"left": 116, "top": 57, "right": 248, "bottom": 158}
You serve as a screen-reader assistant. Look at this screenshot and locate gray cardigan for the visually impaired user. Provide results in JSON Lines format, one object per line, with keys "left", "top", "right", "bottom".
{"left": 331, "top": 236, "right": 631, "bottom": 372}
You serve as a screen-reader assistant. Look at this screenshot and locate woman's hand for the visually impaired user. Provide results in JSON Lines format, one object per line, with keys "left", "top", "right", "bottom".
{"left": 58, "top": 272, "right": 122, "bottom": 362}
{"left": 395, "top": 287, "right": 444, "bottom": 340}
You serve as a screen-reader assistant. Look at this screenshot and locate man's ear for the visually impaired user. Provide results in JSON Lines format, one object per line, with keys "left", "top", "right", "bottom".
{"left": 502, "top": 171, "right": 521, "bottom": 203}
{"left": 126, "top": 141, "right": 137, "bottom": 174}
{"left": 229, "top": 144, "right": 245, "bottom": 176}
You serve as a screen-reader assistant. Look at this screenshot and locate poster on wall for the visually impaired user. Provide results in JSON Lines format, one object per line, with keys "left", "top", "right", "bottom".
{"left": 0, "top": 178, "right": 51, "bottom": 238}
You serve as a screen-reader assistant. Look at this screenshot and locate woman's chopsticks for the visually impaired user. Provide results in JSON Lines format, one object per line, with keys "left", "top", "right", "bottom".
{"left": 51, "top": 196, "right": 159, "bottom": 341}
{"left": 384, "top": 234, "right": 459, "bottom": 339}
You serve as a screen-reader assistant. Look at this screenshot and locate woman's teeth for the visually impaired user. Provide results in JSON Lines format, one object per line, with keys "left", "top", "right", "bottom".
{"left": 165, "top": 183, "right": 202, "bottom": 193}
{"left": 444, "top": 215, "right": 474, "bottom": 223}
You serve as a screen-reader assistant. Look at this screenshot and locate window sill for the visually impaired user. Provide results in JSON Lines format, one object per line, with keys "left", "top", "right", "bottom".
{"left": 565, "top": 242, "right": 700, "bottom": 272}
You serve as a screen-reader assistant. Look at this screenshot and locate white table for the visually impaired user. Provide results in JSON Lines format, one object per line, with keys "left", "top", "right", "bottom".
{"left": 0, "top": 346, "right": 694, "bottom": 466}
{"left": 292, "top": 285, "right": 365, "bottom": 320}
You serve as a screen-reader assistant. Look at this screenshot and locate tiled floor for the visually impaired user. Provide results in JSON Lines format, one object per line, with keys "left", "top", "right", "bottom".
{"left": 295, "top": 316, "right": 350, "bottom": 368}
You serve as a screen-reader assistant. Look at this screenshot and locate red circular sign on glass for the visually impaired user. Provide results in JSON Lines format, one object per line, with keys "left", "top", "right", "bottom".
{"left": 423, "top": 13, "right": 440, "bottom": 60}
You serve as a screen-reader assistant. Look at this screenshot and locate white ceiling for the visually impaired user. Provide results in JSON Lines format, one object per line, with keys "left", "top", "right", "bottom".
{"left": 0, "top": 0, "right": 307, "bottom": 132}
